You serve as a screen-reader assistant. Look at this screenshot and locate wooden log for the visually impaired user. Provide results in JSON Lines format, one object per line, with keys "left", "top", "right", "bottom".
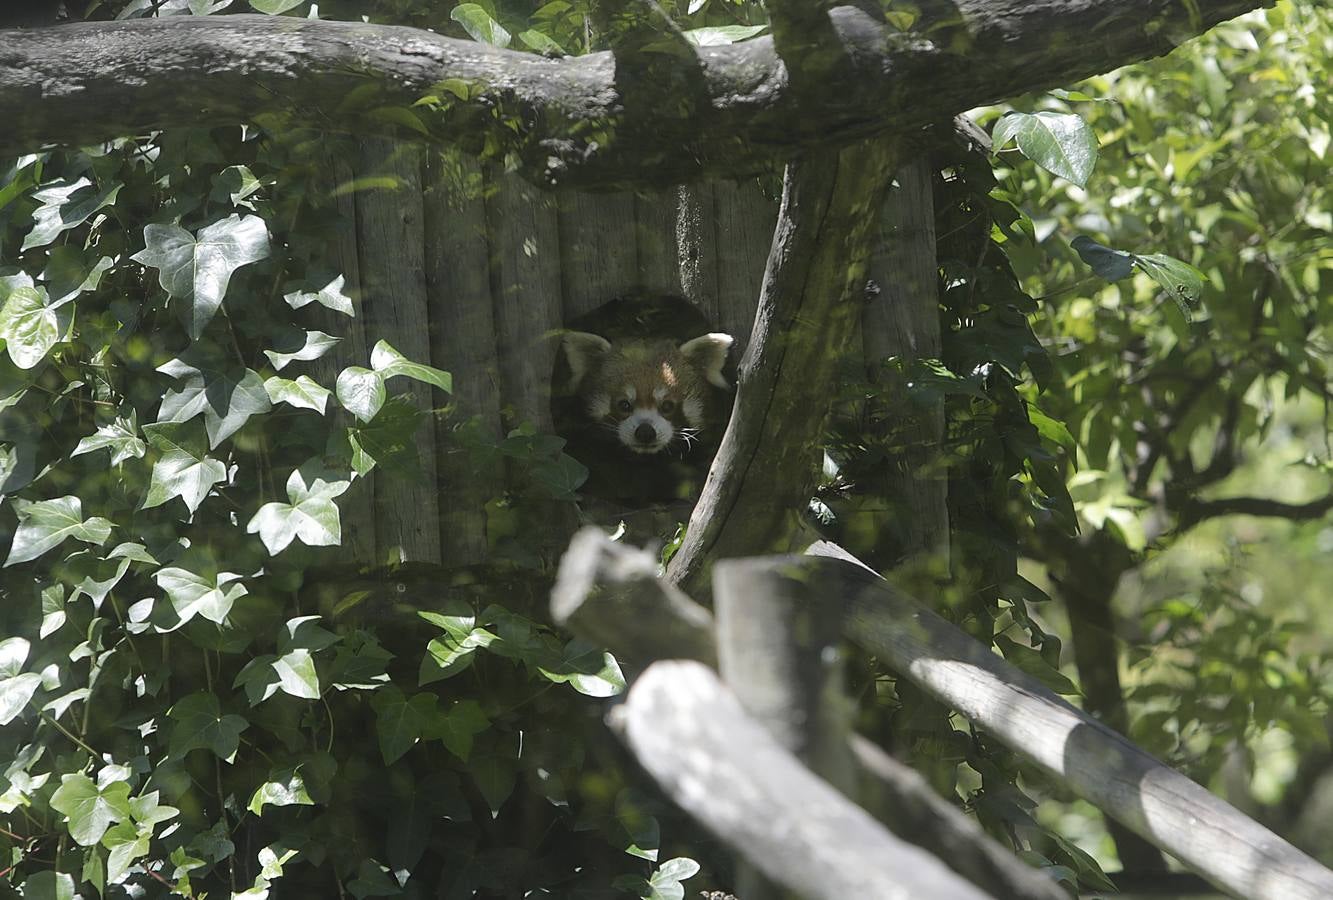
{"left": 424, "top": 149, "right": 500, "bottom": 565}
{"left": 673, "top": 185, "right": 721, "bottom": 325}
{"left": 713, "top": 556, "right": 856, "bottom": 900}
{"left": 485, "top": 170, "right": 563, "bottom": 431}
{"left": 806, "top": 540, "right": 1333, "bottom": 900}
{"left": 713, "top": 557, "right": 854, "bottom": 790}
{"left": 355, "top": 138, "right": 442, "bottom": 563}
{"left": 558, "top": 191, "right": 639, "bottom": 320}
{"left": 551, "top": 527, "right": 716, "bottom": 669}
{"left": 551, "top": 530, "right": 1069, "bottom": 900}
{"left": 611, "top": 660, "right": 996, "bottom": 900}
{"left": 308, "top": 140, "right": 376, "bottom": 562}
{"left": 667, "top": 140, "right": 902, "bottom": 597}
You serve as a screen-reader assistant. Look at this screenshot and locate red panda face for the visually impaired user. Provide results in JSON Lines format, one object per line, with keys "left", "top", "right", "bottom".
{"left": 562, "top": 332, "right": 733, "bottom": 455}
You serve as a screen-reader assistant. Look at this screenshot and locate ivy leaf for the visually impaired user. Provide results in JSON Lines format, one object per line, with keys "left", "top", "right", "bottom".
{"left": 141, "top": 421, "right": 228, "bottom": 514}
{"left": 451, "top": 3, "right": 511, "bottom": 47}
{"left": 263, "top": 329, "right": 341, "bottom": 371}
{"left": 993, "top": 111, "right": 1098, "bottom": 187}
{"left": 102, "top": 821, "right": 152, "bottom": 882}
{"left": 419, "top": 601, "right": 498, "bottom": 685}
{"left": 645, "top": 858, "right": 701, "bottom": 900}
{"left": 4, "top": 495, "right": 114, "bottom": 567}
{"left": 370, "top": 340, "right": 452, "bottom": 393}
{"left": 0, "top": 637, "right": 41, "bottom": 725}
{"left": 248, "top": 767, "right": 314, "bottom": 816}
{"left": 22, "top": 177, "right": 123, "bottom": 251}
{"left": 249, "top": 0, "right": 306, "bottom": 12}
{"left": 245, "top": 462, "right": 351, "bottom": 555}
{"left": 71, "top": 413, "right": 147, "bottom": 466}
{"left": 1070, "top": 235, "right": 1134, "bottom": 281}
{"left": 994, "top": 635, "right": 1081, "bottom": 695}
{"left": 518, "top": 29, "right": 564, "bottom": 54}
{"left": 209, "top": 164, "right": 263, "bottom": 207}
{"left": 40, "top": 248, "right": 115, "bottom": 305}
{"left": 53, "top": 549, "right": 133, "bottom": 610}
{"left": 264, "top": 374, "right": 331, "bottom": 413}
{"left": 154, "top": 567, "right": 248, "bottom": 625}
{"left": 283, "top": 275, "right": 353, "bottom": 317}
{"left": 469, "top": 754, "right": 516, "bottom": 814}
{"left": 336, "top": 366, "right": 386, "bottom": 423}
{"left": 681, "top": 25, "right": 767, "bottom": 46}
{"left": 131, "top": 214, "right": 270, "bottom": 338}
{"left": 17, "top": 871, "right": 76, "bottom": 900}
{"left": 0, "top": 274, "right": 70, "bottom": 369}
{"left": 272, "top": 648, "right": 321, "bottom": 699}
{"left": 157, "top": 349, "right": 272, "bottom": 448}
{"left": 345, "top": 396, "right": 423, "bottom": 475}
{"left": 167, "top": 692, "right": 249, "bottom": 762}
{"left": 49, "top": 774, "right": 132, "bottom": 846}
{"left": 434, "top": 699, "right": 489, "bottom": 762}
{"left": 536, "top": 640, "right": 625, "bottom": 697}
{"left": 371, "top": 688, "right": 440, "bottom": 765}
{"left": 278, "top": 615, "right": 341, "bottom": 654}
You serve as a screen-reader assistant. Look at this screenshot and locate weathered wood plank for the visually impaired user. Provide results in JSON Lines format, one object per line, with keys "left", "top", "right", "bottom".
{"left": 558, "top": 191, "right": 638, "bottom": 320}
{"left": 807, "top": 540, "right": 1333, "bottom": 900}
{"left": 424, "top": 150, "right": 499, "bottom": 565}
{"left": 858, "top": 156, "right": 949, "bottom": 565}
{"left": 308, "top": 141, "right": 375, "bottom": 562}
{"left": 633, "top": 189, "right": 685, "bottom": 299}
{"left": 355, "top": 138, "right": 441, "bottom": 563}
{"left": 486, "top": 171, "right": 563, "bottom": 431}
{"left": 712, "top": 178, "right": 778, "bottom": 350}
{"left": 612, "top": 660, "right": 995, "bottom": 900}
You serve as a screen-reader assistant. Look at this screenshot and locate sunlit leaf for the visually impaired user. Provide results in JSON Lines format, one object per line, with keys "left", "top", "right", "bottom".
{"left": 451, "top": 3, "right": 511, "bottom": 47}
{"left": 993, "top": 111, "right": 1098, "bottom": 186}
{"left": 4, "top": 496, "right": 113, "bottom": 567}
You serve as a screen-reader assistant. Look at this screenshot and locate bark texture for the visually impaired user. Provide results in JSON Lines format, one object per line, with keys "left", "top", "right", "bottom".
{"left": 1, "top": 1, "right": 1264, "bottom": 188}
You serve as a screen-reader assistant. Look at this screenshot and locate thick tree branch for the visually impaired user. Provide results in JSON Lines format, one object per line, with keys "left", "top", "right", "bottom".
{"left": 1, "top": 1, "right": 1265, "bottom": 189}
{"left": 1177, "top": 493, "right": 1333, "bottom": 528}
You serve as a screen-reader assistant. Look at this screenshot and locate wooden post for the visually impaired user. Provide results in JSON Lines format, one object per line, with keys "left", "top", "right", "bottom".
{"left": 613, "top": 661, "right": 996, "bottom": 900}
{"left": 355, "top": 138, "right": 441, "bottom": 564}
{"left": 424, "top": 149, "right": 501, "bottom": 565}
{"left": 559, "top": 191, "right": 639, "bottom": 320}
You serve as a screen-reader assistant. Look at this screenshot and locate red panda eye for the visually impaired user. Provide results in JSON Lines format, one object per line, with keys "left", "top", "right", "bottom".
{"left": 617, "top": 399, "right": 633, "bottom": 414}
{"left": 660, "top": 399, "right": 676, "bottom": 414}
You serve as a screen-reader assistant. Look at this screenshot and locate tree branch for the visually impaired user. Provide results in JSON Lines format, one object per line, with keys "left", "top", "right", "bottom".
{"left": 1, "top": 1, "right": 1265, "bottom": 189}
{"left": 1177, "top": 493, "right": 1333, "bottom": 528}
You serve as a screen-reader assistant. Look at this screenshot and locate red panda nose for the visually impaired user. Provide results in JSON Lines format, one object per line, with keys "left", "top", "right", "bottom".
{"left": 633, "top": 422, "right": 658, "bottom": 445}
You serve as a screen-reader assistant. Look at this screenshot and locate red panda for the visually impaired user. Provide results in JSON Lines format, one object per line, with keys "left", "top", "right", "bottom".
{"left": 552, "top": 295, "right": 735, "bottom": 503}
{"left": 561, "top": 331, "right": 733, "bottom": 456}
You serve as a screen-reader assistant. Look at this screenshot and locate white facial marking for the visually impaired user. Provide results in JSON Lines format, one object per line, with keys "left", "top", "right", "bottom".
{"left": 624, "top": 384, "right": 636, "bottom": 402}
{"left": 619, "top": 410, "right": 673, "bottom": 454}
{"left": 682, "top": 396, "right": 704, "bottom": 427}
{"left": 653, "top": 386, "right": 668, "bottom": 403}
{"left": 586, "top": 392, "right": 610, "bottom": 419}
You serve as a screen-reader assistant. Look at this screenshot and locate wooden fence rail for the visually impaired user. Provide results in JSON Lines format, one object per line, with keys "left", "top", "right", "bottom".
{"left": 552, "top": 528, "right": 1333, "bottom": 900}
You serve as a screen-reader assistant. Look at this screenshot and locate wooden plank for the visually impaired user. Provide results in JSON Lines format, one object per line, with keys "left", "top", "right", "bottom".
{"left": 424, "top": 149, "right": 500, "bottom": 565}
{"left": 485, "top": 170, "right": 563, "bottom": 431}
{"left": 614, "top": 660, "right": 995, "bottom": 900}
{"left": 355, "top": 138, "right": 441, "bottom": 564}
{"left": 558, "top": 190, "right": 638, "bottom": 320}
{"left": 807, "top": 540, "right": 1333, "bottom": 900}
{"left": 712, "top": 178, "right": 778, "bottom": 351}
{"left": 858, "top": 156, "right": 949, "bottom": 563}
{"left": 308, "top": 140, "right": 375, "bottom": 564}
{"left": 633, "top": 189, "right": 685, "bottom": 299}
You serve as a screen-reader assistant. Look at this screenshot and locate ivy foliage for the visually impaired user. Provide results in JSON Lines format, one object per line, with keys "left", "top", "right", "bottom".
{"left": 0, "top": 6, "right": 672, "bottom": 891}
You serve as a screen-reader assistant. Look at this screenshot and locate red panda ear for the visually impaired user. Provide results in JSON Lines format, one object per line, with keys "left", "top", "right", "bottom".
{"left": 562, "top": 331, "right": 612, "bottom": 387}
{"left": 679, "top": 333, "right": 734, "bottom": 389}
